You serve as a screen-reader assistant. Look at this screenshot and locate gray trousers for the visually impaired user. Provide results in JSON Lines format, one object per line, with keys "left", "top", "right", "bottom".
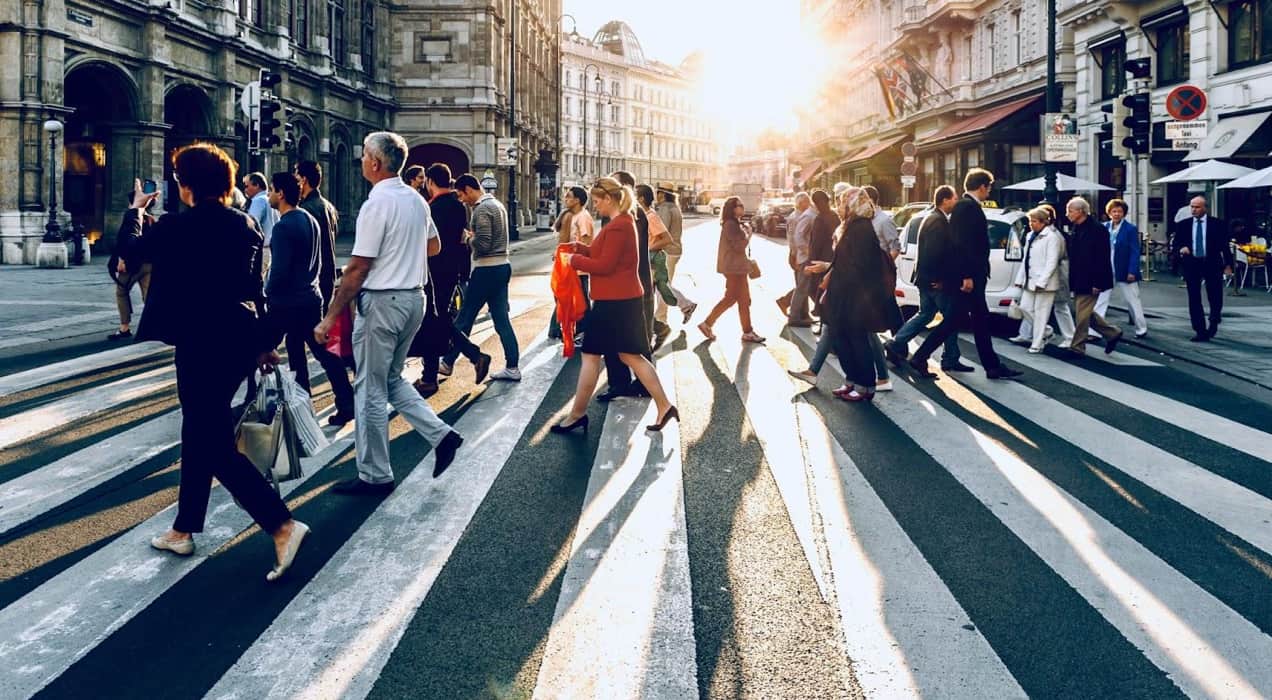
{"left": 789, "top": 266, "right": 813, "bottom": 322}
{"left": 353, "top": 289, "right": 454, "bottom": 484}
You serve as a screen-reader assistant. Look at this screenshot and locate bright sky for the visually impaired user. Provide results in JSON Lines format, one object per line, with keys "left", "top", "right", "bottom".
{"left": 562, "top": 0, "right": 815, "bottom": 144}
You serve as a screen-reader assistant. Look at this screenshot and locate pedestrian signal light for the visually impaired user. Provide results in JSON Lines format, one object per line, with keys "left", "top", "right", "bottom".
{"left": 260, "top": 69, "right": 282, "bottom": 91}
{"left": 259, "top": 98, "right": 283, "bottom": 150}
{"left": 1120, "top": 92, "right": 1151, "bottom": 155}
{"left": 1124, "top": 58, "right": 1152, "bottom": 81}
{"left": 1101, "top": 101, "right": 1131, "bottom": 160}
{"left": 283, "top": 108, "right": 296, "bottom": 151}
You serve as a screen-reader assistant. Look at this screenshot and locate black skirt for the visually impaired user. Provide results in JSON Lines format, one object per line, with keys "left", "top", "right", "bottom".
{"left": 582, "top": 297, "right": 650, "bottom": 355}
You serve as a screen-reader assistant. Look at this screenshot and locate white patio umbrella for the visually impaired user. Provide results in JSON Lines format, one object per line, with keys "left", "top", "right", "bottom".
{"left": 1218, "top": 164, "right": 1272, "bottom": 189}
{"left": 1151, "top": 159, "right": 1255, "bottom": 184}
{"left": 1003, "top": 173, "right": 1113, "bottom": 191}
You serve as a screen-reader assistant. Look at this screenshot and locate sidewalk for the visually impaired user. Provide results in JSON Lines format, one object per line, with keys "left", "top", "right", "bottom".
{"left": 0, "top": 226, "right": 556, "bottom": 362}
{"left": 1108, "top": 272, "right": 1272, "bottom": 390}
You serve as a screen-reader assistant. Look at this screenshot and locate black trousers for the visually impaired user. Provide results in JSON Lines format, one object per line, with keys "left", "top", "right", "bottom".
{"left": 912, "top": 288, "right": 1003, "bottom": 370}
{"left": 605, "top": 288, "right": 654, "bottom": 392}
{"left": 423, "top": 270, "right": 483, "bottom": 383}
{"left": 275, "top": 299, "right": 355, "bottom": 414}
{"left": 1183, "top": 263, "right": 1224, "bottom": 334}
{"left": 173, "top": 345, "right": 292, "bottom": 534}
{"left": 835, "top": 329, "right": 877, "bottom": 389}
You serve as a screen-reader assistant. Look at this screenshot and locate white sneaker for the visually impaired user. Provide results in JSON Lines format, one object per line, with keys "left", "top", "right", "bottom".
{"left": 875, "top": 380, "right": 894, "bottom": 392}
{"left": 787, "top": 368, "right": 818, "bottom": 385}
{"left": 151, "top": 532, "right": 195, "bottom": 556}
{"left": 1043, "top": 327, "right": 1055, "bottom": 340}
{"left": 1007, "top": 336, "right": 1030, "bottom": 344}
{"left": 1028, "top": 346, "right": 1044, "bottom": 354}
{"left": 438, "top": 361, "right": 453, "bottom": 377}
{"left": 490, "top": 367, "right": 521, "bottom": 382}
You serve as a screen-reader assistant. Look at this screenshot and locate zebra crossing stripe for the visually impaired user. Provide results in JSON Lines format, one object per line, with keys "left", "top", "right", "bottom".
{"left": 0, "top": 391, "right": 354, "bottom": 700}
{"left": 789, "top": 327, "right": 1272, "bottom": 696}
{"left": 991, "top": 342, "right": 1270, "bottom": 461}
{"left": 0, "top": 342, "right": 169, "bottom": 398}
{"left": 532, "top": 353, "right": 697, "bottom": 699}
{"left": 206, "top": 336, "right": 563, "bottom": 700}
{"left": 794, "top": 400, "right": 1025, "bottom": 698}
{"left": 928, "top": 354, "right": 1272, "bottom": 557}
{"left": 0, "top": 366, "right": 174, "bottom": 451}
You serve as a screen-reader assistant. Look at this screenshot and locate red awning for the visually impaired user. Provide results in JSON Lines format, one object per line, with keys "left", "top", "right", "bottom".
{"left": 797, "top": 159, "right": 826, "bottom": 184}
{"left": 842, "top": 136, "right": 907, "bottom": 167}
{"left": 919, "top": 94, "right": 1042, "bottom": 146}
{"left": 827, "top": 148, "right": 866, "bottom": 172}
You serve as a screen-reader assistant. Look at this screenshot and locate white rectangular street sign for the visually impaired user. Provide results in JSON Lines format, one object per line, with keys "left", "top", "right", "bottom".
{"left": 1172, "top": 139, "right": 1201, "bottom": 150}
{"left": 497, "top": 137, "right": 517, "bottom": 166}
{"left": 1165, "top": 120, "right": 1207, "bottom": 140}
{"left": 900, "top": 175, "right": 917, "bottom": 188}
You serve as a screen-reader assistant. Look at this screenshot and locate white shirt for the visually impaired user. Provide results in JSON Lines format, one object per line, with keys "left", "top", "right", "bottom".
{"left": 352, "top": 177, "right": 439, "bottom": 290}
{"left": 247, "top": 191, "right": 278, "bottom": 246}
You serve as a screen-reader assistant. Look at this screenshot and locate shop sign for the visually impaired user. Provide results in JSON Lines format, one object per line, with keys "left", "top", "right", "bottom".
{"left": 497, "top": 138, "right": 517, "bottom": 166}
{"left": 1165, "top": 120, "right": 1207, "bottom": 141}
{"left": 1041, "top": 113, "right": 1078, "bottom": 163}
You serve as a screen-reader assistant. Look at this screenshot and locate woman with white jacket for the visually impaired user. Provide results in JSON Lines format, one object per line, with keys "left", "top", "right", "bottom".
{"left": 1013, "top": 206, "right": 1065, "bottom": 352}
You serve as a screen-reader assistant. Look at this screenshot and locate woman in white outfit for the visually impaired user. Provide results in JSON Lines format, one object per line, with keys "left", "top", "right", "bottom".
{"left": 1013, "top": 207, "right": 1065, "bottom": 352}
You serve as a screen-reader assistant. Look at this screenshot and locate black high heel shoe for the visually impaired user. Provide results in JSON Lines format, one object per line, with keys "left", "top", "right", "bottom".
{"left": 646, "top": 406, "right": 679, "bottom": 432}
{"left": 550, "top": 415, "right": 589, "bottom": 434}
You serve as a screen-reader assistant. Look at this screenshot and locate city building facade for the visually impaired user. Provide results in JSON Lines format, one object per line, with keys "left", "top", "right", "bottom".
{"left": 1, "top": 0, "right": 396, "bottom": 264}
{"left": 560, "top": 21, "right": 721, "bottom": 202}
{"left": 392, "top": 0, "right": 561, "bottom": 228}
{"left": 798, "top": 0, "right": 1272, "bottom": 237}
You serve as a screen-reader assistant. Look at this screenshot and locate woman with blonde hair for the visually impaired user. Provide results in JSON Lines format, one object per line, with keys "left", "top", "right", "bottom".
{"left": 1013, "top": 206, "right": 1065, "bottom": 352}
{"left": 551, "top": 177, "right": 678, "bottom": 433}
{"left": 823, "top": 187, "right": 902, "bottom": 402}
{"left": 698, "top": 196, "right": 765, "bottom": 343}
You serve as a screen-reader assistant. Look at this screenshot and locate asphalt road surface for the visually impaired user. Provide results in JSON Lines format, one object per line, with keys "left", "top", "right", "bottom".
{"left": 1, "top": 216, "right": 1270, "bottom": 699}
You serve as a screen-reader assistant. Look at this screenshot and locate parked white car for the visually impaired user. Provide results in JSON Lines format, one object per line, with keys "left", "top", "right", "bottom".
{"left": 894, "top": 207, "right": 1027, "bottom": 316}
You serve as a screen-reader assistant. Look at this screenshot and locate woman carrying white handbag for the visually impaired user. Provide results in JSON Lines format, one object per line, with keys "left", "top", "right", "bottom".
{"left": 1013, "top": 206, "right": 1065, "bottom": 353}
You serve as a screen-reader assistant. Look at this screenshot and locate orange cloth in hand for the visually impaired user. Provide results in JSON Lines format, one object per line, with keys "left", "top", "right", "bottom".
{"left": 552, "top": 244, "right": 587, "bottom": 357}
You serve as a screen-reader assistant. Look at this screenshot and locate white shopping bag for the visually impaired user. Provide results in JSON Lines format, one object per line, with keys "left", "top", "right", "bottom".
{"left": 278, "top": 369, "right": 330, "bottom": 457}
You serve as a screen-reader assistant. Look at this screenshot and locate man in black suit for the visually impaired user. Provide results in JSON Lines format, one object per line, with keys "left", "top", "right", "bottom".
{"left": 1172, "top": 195, "right": 1233, "bottom": 341}
{"left": 912, "top": 169, "right": 1020, "bottom": 379}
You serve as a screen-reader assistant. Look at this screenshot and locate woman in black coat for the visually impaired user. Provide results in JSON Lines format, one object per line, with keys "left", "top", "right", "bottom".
{"left": 131, "top": 143, "right": 308, "bottom": 582}
{"left": 823, "top": 187, "right": 902, "bottom": 402}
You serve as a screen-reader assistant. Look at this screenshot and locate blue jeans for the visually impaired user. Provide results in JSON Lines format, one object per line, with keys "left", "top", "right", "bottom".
{"left": 893, "top": 284, "right": 961, "bottom": 366}
{"left": 809, "top": 322, "right": 835, "bottom": 373}
{"left": 444, "top": 263, "right": 519, "bottom": 368}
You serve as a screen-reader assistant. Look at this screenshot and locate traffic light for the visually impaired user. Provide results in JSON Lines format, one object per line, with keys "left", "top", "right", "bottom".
{"left": 1124, "top": 57, "right": 1151, "bottom": 81}
{"left": 258, "top": 96, "right": 283, "bottom": 150}
{"left": 260, "top": 69, "right": 281, "bottom": 91}
{"left": 1120, "top": 92, "right": 1151, "bottom": 155}
{"left": 283, "top": 108, "right": 296, "bottom": 152}
{"left": 1101, "top": 100, "right": 1131, "bottom": 160}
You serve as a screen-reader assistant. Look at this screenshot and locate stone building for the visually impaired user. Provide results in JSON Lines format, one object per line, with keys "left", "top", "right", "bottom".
{"left": 560, "top": 21, "right": 721, "bottom": 203}
{"left": 0, "top": 0, "right": 565, "bottom": 263}
{"left": 800, "top": 0, "right": 1272, "bottom": 233}
{"left": 0, "top": 0, "right": 396, "bottom": 264}
{"left": 391, "top": 0, "right": 562, "bottom": 229}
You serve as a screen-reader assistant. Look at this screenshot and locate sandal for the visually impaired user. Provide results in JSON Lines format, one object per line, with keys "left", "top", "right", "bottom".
{"left": 741, "top": 332, "right": 766, "bottom": 344}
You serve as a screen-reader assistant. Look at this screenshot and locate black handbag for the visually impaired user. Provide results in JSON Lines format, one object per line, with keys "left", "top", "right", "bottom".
{"left": 408, "top": 284, "right": 452, "bottom": 358}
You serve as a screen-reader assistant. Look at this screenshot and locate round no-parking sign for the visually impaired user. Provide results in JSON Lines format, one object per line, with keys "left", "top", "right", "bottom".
{"left": 1166, "top": 85, "right": 1207, "bottom": 121}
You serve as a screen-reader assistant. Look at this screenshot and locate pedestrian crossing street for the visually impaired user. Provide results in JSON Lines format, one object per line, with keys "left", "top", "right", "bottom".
{"left": 1, "top": 297, "right": 1270, "bottom": 699}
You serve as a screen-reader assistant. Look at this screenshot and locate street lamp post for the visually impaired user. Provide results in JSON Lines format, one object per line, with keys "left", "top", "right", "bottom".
{"left": 42, "top": 120, "right": 64, "bottom": 244}
{"left": 646, "top": 128, "right": 654, "bottom": 184}
{"left": 558, "top": 15, "right": 577, "bottom": 213}
{"left": 507, "top": 0, "right": 519, "bottom": 240}
{"left": 582, "top": 65, "right": 600, "bottom": 184}
{"left": 1042, "top": 0, "right": 1059, "bottom": 208}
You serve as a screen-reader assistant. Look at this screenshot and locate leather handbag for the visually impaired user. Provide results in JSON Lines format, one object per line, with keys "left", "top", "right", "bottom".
{"left": 233, "top": 371, "right": 303, "bottom": 497}
{"left": 408, "top": 284, "right": 452, "bottom": 358}
{"left": 746, "top": 244, "right": 762, "bottom": 280}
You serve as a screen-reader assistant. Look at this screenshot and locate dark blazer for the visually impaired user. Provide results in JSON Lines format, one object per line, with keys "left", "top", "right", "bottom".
{"left": 914, "top": 210, "right": 957, "bottom": 289}
{"left": 1171, "top": 215, "right": 1233, "bottom": 275}
{"left": 1107, "top": 219, "right": 1141, "bottom": 282}
{"left": 825, "top": 218, "right": 903, "bottom": 334}
{"left": 1068, "top": 216, "right": 1115, "bottom": 294}
{"left": 298, "top": 190, "right": 338, "bottom": 308}
{"left": 805, "top": 209, "right": 840, "bottom": 291}
{"left": 716, "top": 218, "right": 751, "bottom": 275}
{"left": 428, "top": 191, "right": 472, "bottom": 278}
{"left": 635, "top": 207, "right": 652, "bottom": 293}
{"left": 950, "top": 194, "right": 990, "bottom": 283}
{"left": 130, "top": 202, "right": 268, "bottom": 351}
{"left": 109, "top": 209, "right": 152, "bottom": 280}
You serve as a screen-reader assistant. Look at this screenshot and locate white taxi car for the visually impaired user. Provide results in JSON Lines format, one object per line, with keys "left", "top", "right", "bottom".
{"left": 894, "top": 206, "right": 1027, "bottom": 316}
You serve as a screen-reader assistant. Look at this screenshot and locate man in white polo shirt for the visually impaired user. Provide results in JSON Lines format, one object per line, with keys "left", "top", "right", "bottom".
{"left": 314, "top": 131, "right": 464, "bottom": 494}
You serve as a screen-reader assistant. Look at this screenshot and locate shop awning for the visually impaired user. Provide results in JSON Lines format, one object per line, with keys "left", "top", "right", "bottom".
{"left": 918, "top": 94, "right": 1042, "bottom": 147}
{"left": 796, "top": 159, "right": 826, "bottom": 184}
{"left": 1184, "top": 111, "right": 1272, "bottom": 162}
{"left": 826, "top": 148, "right": 866, "bottom": 172}
{"left": 841, "top": 137, "right": 906, "bottom": 167}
